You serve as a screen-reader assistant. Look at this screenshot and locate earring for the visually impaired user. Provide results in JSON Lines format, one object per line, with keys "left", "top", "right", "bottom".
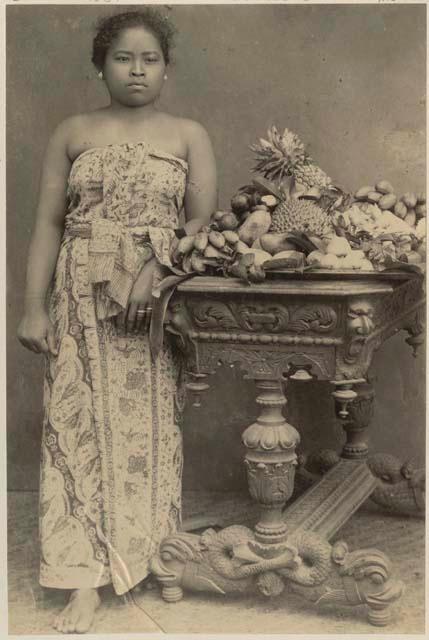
{"left": 164, "top": 74, "right": 168, "bottom": 80}
{"left": 98, "top": 71, "right": 103, "bottom": 80}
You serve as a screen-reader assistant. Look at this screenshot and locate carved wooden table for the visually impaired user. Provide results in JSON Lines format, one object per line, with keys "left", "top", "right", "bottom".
{"left": 150, "top": 270, "right": 425, "bottom": 626}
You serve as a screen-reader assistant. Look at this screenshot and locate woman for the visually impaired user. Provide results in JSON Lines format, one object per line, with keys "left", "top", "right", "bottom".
{"left": 17, "top": 8, "right": 217, "bottom": 634}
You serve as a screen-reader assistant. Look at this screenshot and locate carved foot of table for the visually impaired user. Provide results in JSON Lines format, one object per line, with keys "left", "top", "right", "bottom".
{"left": 149, "top": 526, "right": 403, "bottom": 626}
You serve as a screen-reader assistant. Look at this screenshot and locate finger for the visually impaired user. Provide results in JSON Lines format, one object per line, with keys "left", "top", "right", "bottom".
{"left": 26, "top": 340, "right": 41, "bottom": 354}
{"left": 116, "top": 311, "right": 126, "bottom": 333}
{"left": 47, "top": 328, "right": 58, "bottom": 356}
{"left": 135, "top": 308, "right": 146, "bottom": 333}
{"left": 144, "top": 306, "right": 152, "bottom": 333}
{"left": 126, "top": 303, "right": 139, "bottom": 334}
{"left": 38, "top": 338, "right": 49, "bottom": 354}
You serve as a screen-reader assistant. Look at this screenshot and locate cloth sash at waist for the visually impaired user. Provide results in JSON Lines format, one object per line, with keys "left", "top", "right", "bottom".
{"left": 63, "top": 219, "right": 177, "bottom": 325}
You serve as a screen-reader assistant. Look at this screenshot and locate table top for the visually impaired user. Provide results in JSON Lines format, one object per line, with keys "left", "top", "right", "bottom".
{"left": 176, "top": 270, "right": 420, "bottom": 297}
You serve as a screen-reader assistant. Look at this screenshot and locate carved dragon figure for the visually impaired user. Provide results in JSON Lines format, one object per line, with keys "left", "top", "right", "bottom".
{"left": 149, "top": 526, "right": 403, "bottom": 625}
{"left": 150, "top": 524, "right": 333, "bottom": 598}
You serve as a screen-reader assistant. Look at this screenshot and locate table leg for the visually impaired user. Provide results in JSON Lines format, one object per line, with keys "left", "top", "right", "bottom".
{"left": 242, "top": 378, "right": 300, "bottom": 543}
{"left": 296, "top": 380, "right": 425, "bottom": 517}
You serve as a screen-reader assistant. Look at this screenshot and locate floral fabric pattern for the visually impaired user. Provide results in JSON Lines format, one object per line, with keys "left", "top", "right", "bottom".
{"left": 40, "top": 143, "right": 187, "bottom": 594}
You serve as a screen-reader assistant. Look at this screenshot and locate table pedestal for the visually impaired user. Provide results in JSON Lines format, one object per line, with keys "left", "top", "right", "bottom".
{"left": 150, "top": 377, "right": 404, "bottom": 626}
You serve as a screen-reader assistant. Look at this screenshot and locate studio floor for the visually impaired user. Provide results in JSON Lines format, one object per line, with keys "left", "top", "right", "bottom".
{"left": 8, "top": 490, "right": 425, "bottom": 636}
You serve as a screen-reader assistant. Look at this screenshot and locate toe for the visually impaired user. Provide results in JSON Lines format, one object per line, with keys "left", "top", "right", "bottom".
{"left": 75, "top": 615, "right": 93, "bottom": 634}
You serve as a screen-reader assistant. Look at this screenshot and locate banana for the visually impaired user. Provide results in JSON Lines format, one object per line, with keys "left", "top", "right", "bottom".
{"left": 204, "top": 245, "right": 223, "bottom": 259}
{"left": 193, "top": 232, "right": 209, "bottom": 252}
{"left": 191, "top": 251, "right": 207, "bottom": 273}
{"left": 222, "top": 230, "right": 240, "bottom": 245}
{"left": 176, "top": 235, "right": 196, "bottom": 255}
{"left": 208, "top": 230, "right": 226, "bottom": 249}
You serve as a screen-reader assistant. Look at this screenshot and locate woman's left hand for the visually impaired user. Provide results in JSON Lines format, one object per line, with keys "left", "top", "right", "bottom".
{"left": 116, "top": 258, "right": 157, "bottom": 334}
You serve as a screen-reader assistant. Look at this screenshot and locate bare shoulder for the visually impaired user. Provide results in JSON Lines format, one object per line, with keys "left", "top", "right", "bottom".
{"left": 176, "top": 117, "right": 212, "bottom": 146}
{"left": 50, "top": 111, "right": 108, "bottom": 160}
{"left": 47, "top": 113, "right": 92, "bottom": 156}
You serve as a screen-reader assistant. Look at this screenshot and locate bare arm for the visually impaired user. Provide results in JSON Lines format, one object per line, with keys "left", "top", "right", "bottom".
{"left": 18, "top": 122, "right": 72, "bottom": 353}
{"left": 24, "top": 123, "right": 71, "bottom": 310}
{"left": 182, "top": 120, "right": 218, "bottom": 235}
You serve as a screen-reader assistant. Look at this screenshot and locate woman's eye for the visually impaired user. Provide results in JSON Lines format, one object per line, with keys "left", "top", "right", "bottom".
{"left": 145, "top": 57, "right": 159, "bottom": 64}
{"left": 116, "top": 56, "right": 130, "bottom": 62}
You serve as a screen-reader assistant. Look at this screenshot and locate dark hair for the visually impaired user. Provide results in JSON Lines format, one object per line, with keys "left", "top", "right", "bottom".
{"left": 92, "top": 8, "right": 176, "bottom": 70}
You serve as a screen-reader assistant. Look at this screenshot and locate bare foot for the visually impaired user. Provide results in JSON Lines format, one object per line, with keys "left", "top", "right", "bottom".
{"left": 53, "top": 589, "right": 101, "bottom": 634}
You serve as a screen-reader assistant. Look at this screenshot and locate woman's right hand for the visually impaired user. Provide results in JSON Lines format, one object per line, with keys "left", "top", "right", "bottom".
{"left": 17, "top": 309, "right": 58, "bottom": 355}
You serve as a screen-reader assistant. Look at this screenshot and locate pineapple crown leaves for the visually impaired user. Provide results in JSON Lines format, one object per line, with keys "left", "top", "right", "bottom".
{"left": 250, "top": 125, "right": 335, "bottom": 192}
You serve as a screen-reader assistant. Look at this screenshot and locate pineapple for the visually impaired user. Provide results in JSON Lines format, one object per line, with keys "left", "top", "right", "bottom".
{"left": 251, "top": 126, "right": 333, "bottom": 190}
{"left": 270, "top": 198, "right": 334, "bottom": 238}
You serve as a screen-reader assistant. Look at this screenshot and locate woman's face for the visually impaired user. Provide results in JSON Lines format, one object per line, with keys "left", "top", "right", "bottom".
{"left": 103, "top": 26, "right": 166, "bottom": 108}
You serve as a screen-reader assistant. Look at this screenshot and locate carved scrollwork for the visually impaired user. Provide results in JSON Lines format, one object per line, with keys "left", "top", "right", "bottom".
{"left": 236, "top": 304, "right": 289, "bottom": 332}
{"left": 188, "top": 301, "right": 240, "bottom": 330}
{"left": 287, "top": 305, "right": 338, "bottom": 333}
{"left": 186, "top": 300, "right": 338, "bottom": 335}
{"left": 196, "top": 344, "right": 335, "bottom": 380}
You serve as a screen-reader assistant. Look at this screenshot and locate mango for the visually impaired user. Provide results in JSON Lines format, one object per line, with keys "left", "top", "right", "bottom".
{"left": 325, "top": 236, "right": 352, "bottom": 257}
{"left": 247, "top": 249, "right": 272, "bottom": 267}
{"left": 319, "top": 254, "right": 340, "bottom": 270}
{"left": 378, "top": 193, "right": 397, "bottom": 210}
{"left": 238, "top": 210, "right": 272, "bottom": 246}
{"left": 358, "top": 259, "right": 374, "bottom": 271}
{"left": 306, "top": 250, "right": 325, "bottom": 266}
{"left": 260, "top": 232, "right": 297, "bottom": 255}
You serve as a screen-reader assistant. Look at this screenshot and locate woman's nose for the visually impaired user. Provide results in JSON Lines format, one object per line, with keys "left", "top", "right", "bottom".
{"left": 131, "top": 63, "right": 145, "bottom": 76}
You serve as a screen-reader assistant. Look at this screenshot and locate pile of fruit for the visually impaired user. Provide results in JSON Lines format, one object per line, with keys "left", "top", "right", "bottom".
{"left": 171, "top": 126, "right": 426, "bottom": 282}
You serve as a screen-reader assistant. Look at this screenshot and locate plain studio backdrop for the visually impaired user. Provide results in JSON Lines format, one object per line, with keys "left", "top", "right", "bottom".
{"left": 6, "top": 4, "right": 426, "bottom": 495}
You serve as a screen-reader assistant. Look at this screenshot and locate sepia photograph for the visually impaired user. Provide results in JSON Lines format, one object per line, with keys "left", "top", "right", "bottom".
{"left": 5, "top": 1, "right": 426, "bottom": 636}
